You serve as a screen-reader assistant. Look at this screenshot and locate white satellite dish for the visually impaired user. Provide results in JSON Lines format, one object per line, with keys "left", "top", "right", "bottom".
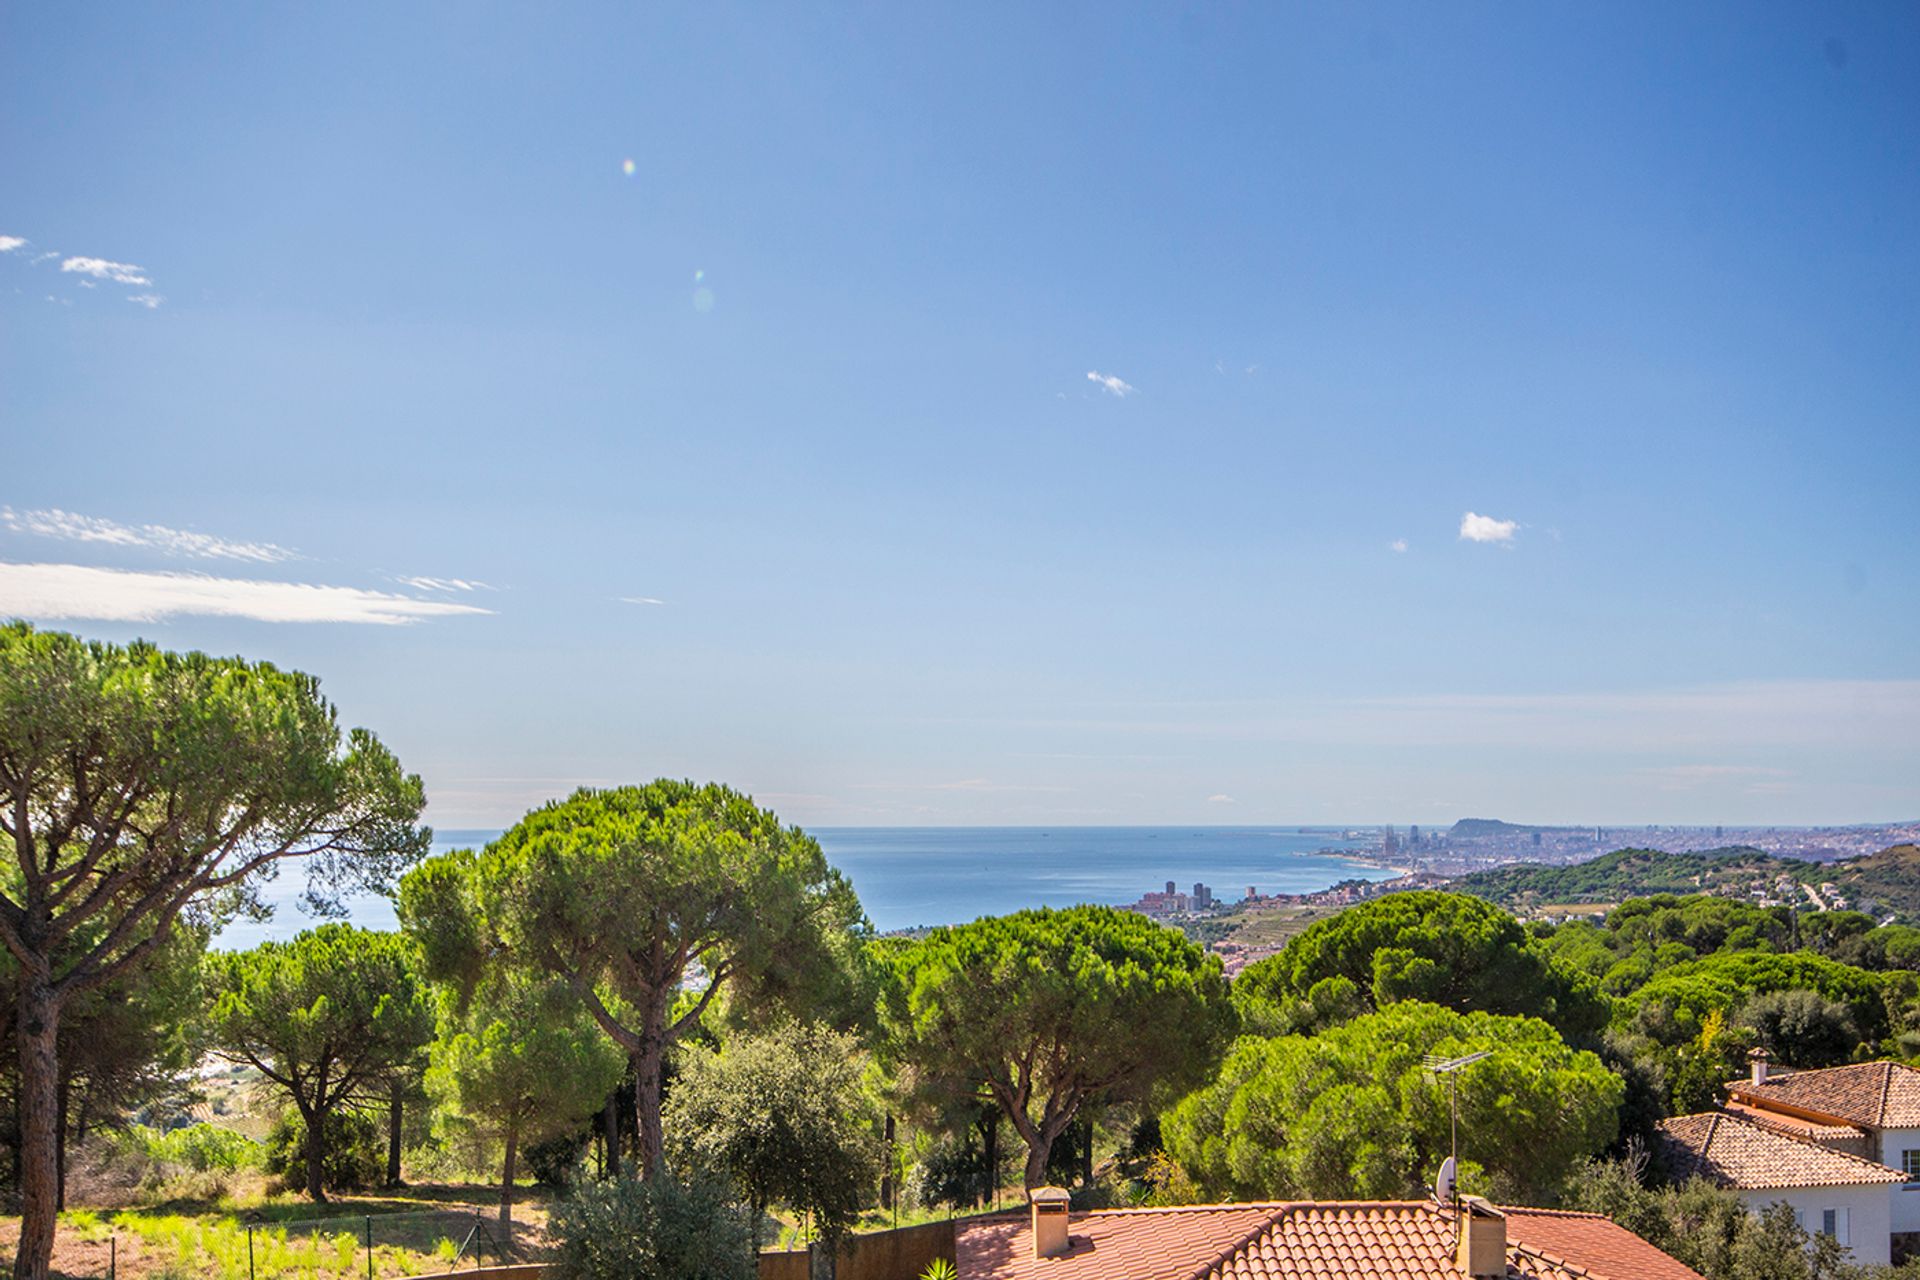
{"left": 1434, "top": 1155, "right": 1457, "bottom": 1207}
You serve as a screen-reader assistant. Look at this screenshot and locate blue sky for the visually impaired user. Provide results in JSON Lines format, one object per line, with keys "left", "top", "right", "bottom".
{"left": 3, "top": 3, "right": 1916, "bottom": 828}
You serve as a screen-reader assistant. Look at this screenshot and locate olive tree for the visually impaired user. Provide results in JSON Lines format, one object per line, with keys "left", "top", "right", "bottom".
{"left": 0, "top": 624, "right": 425, "bottom": 1280}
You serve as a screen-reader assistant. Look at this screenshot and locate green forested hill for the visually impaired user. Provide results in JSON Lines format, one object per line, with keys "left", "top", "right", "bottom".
{"left": 1451, "top": 847, "right": 1810, "bottom": 909}
{"left": 1453, "top": 844, "right": 1920, "bottom": 923}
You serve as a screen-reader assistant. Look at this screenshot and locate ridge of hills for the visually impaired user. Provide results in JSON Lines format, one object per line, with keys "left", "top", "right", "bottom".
{"left": 1451, "top": 843, "right": 1920, "bottom": 922}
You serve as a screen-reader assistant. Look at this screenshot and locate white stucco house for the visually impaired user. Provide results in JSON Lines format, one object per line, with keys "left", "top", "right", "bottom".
{"left": 1656, "top": 1109, "right": 1906, "bottom": 1265}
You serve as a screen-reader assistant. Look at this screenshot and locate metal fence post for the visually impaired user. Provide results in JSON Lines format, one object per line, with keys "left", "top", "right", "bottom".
{"left": 109, "top": 1233, "right": 116, "bottom": 1280}
{"left": 248, "top": 1224, "right": 255, "bottom": 1280}
{"left": 365, "top": 1215, "right": 375, "bottom": 1280}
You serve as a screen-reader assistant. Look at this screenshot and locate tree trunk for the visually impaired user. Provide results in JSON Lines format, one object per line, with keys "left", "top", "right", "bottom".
{"left": 634, "top": 1038, "right": 665, "bottom": 1178}
{"left": 54, "top": 1076, "right": 68, "bottom": 1212}
{"left": 499, "top": 1121, "right": 518, "bottom": 1227}
{"left": 1078, "top": 1115, "right": 1093, "bottom": 1187}
{"left": 14, "top": 976, "right": 62, "bottom": 1280}
{"left": 305, "top": 1108, "right": 329, "bottom": 1203}
{"left": 981, "top": 1113, "right": 998, "bottom": 1210}
{"left": 880, "top": 1114, "right": 896, "bottom": 1211}
{"left": 604, "top": 1092, "right": 620, "bottom": 1175}
{"left": 1023, "top": 1139, "right": 1051, "bottom": 1193}
{"left": 386, "top": 1079, "right": 404, "bottom": 1187}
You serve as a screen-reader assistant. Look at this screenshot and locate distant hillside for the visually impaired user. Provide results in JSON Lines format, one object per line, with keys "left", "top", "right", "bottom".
{"left": 1448, "top": 818, "right": 1577, "bottom": 839}
{"left": 1451, "top": 847, "right": 1806, "bottom": 910}
{"left": 1452, "top": 843, "right": 1920, "bottom": 923}
{"left": 1822, "top": 844, "right": 1920, "bottom": 918}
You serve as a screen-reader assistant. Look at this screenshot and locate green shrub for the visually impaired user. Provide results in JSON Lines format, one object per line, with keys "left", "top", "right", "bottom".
{"left": 549, "top": 1172, "right": 754, "bottom": 1280}
{"left": 265, "top": 1109, "right": 385, "bottom": 1194}
{"left": 142, "top": 1123, "right": 264, "bottom": 1173}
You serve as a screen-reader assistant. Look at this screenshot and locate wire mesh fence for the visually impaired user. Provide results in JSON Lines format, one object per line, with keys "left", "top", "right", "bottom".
{"left": 77, "top": 1202, "right": 537, "bottom": 1280}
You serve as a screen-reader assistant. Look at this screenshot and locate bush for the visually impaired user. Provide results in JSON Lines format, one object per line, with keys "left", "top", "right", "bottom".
{"left": 142, "top": 1123, "right": 263, "bottom": 1173}
{"left": 549, "top": 1172, "right": 754, "bottom": 1280}
{"left": 524, "top": 1131, "right": 589, "bottom": 1188}
{"left": 266, "top": 1109, "right": 385, "bottom": 1194}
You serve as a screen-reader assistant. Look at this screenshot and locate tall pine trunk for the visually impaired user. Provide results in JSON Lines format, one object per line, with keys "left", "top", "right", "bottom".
{"left": 499, "top": 1121, "right": 518, "bottom": 1227}
{"left": 633, "top": 1003, "right": 667, "bottom": 1177}
{"left": 304, "top": 1105, "right": 329, "bottom": 1203}
{"left": 14, "top": 975, "right": 62, "bottom": 1280}
{"left": 386, "top": 1080, "right": 404, "bottom": 1187}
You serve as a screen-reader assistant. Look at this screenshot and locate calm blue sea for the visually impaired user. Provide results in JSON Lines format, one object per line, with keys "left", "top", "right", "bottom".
{"left": 212, "top": 825, "right": 1390, "bottom": 947}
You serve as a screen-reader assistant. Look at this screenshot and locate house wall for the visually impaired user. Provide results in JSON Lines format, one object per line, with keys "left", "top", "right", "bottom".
{"left": 1737, "top": 1184, "right": 1892, "bottom": 1268}
{"left": 1874, "top": 1126, "right": 1920, "bottom": 1173}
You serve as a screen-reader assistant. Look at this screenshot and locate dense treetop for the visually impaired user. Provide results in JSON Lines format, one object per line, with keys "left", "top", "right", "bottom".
{"left": 1233, "top": 891, "right": 1609, "bottom": 1042}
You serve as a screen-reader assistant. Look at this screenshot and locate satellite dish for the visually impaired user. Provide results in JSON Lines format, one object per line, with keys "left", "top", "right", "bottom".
{"left": 1435, "top": 1156, "right": 1457, "bottom": 1206}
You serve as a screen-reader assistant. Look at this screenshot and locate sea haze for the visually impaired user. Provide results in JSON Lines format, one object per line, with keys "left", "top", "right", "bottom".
{"left": 211, "top": 825, "right": 1391, "bottom": 947}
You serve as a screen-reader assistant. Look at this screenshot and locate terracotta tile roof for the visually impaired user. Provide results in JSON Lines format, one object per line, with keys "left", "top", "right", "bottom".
{"left": 954, "top": 1200, "right": 1704, "bottom": 1280}
{"left": 1719, "top": 1100, "right": 1870, "bottom": 1149}
{"left": 1724, "top": 1062, "right": 1920, "bottom": 1130}
{"left": 955, "top": 1203, "right": 1276, "bottom": 1280}
{"left": 1655, "top": 1111, "right": 1909, "bottom": 1189}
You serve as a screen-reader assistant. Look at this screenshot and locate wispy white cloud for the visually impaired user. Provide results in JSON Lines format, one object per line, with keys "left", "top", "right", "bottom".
{"left": 127, "top": 293, "right": 163, "bottom": 310}
{"left": 619, "top": 595, "right": 666, "bottom": 606}
{"left": 60, "top": 256, "right": 151, "bottom": 286}
{"left": 1390, "top": 538, "right": 1408, "bottom": 553}
{"left": 1087, "top": 370, "right": 1135, "bottom": 398}
{"left": 0, "top": 236, "right": 25, "bottom": 254}
{"left": 1459, "top": 511, "right": 1517, "bottom": 544}
{"left": 2, "top": 507, "right": 298, "bottom": 563}
{"left": 0, "top": 563, "right": 494, "bottom": 626}
{"left": 1207, "top": 793, "right": 1235, "bottom": 804}
{"left": 397, "top": 576, "right": 491, "bottom": 593}
{"left": 30, "top": 251, "right": 59, "bottom": 265}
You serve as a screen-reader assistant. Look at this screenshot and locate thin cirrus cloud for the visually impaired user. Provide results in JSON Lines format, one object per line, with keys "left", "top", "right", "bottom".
{"left": 1087, "top": 370, "right": 1136, "bottom": 397}
{"left": 396, "top": 575, "right": 492, "bottom": 593}
{"left": 1458, "top": 511, "right": 1518, "bottom": 544}
{"left": 1207, "top": 793, "right": 1235, "bottom": 804}
{"left": 1389, "top": 538, "right": 1409, "bottom": 553}
{"left": 0, "top": 563, "right": 494, "bottom": 626}
{"left": 0, "top": 235, "right": 164, "bottom": 307}
{"left": 619, "top": 595, "right": 666, "bottom": 606}
{"left": 2, "top": 506, "right": 298, "bottom": 563}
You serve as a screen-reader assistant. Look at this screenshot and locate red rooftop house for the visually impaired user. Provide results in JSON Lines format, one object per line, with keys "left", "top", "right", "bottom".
{"left": 953, "top": 1189, "right": 1703, "bottom": 1280}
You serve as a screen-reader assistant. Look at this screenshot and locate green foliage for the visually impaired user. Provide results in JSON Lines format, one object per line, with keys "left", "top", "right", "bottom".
{"left": 1455, "top": 849, "right": 1810, "bottom": 914}
{"left": 204, "top": 924, "right": 434, "bottom": 1199}
{"left": 890, "top": 905, "right": 1234, "bottom": 1187}
{"left": 399, "top": 780, "right": 867, "bottom": 1173}
{"left": 548, "top": 1172, "right": 756, "bottom": 1280}
{"left": 128, "top": 1123, "right": 263, "bottom": 1173}
{"left": 0, "top": 623, "right": 427, "bottom": 1275}
{"left": 665, "top": 1022, "right": 882, "bottom": 1246}
{"left": 1565, "top": 1158, "right": 1859, "bottom": 1280}
{"left": 425, "top": 970, "right": 625, "bottom": 1216}
{"left": 264, "top": 1109, "right": 385, "bottom": 1194}
{"left": 1738, "top": 988, "right": 1861, "bottom": 1068}
{"left": 1163, "top": 1001, "right": 1621, "bottom": 1203}
{"left": 1624, "top": 950, "right": 1888, "bottom": 1049}
{"left": 1234, "top": 891, "right": 1608, "bottom": 1041}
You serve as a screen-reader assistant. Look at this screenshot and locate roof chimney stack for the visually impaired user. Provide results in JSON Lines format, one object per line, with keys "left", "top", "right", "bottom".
{"left": 1456, "top": 1197, "right": 1506, "bottom": 1280}
{"left": 1749, "top": 1046, "right": 1770, "bottom": 1086}
{"left": 1030, "top": 1186, "right": 1071, "bottom": 1259}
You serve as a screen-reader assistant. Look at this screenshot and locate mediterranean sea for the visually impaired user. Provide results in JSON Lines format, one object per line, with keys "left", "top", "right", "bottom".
{"left": 213, "top": 825, "right": 1393, "bottom": 947}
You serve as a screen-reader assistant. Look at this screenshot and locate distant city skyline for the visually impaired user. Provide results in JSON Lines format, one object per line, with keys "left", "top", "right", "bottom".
{"left": 3, "top": 5, "right": 1917, "bottom": 827}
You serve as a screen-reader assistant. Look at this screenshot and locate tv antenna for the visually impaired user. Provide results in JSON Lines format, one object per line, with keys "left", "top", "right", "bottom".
{"left": 1424, "top": 1050, "right": 1492, "bottom": 1213}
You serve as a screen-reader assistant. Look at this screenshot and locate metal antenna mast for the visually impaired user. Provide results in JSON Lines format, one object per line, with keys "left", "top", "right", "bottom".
{"left": 1423, "top": 1050, "right": 1492, "bottom": 1213}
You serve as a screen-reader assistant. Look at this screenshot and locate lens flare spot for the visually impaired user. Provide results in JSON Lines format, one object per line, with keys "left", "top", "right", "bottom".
{"left": 621, "top": 158, "right": 636, "bottom": 177}
{"left": 693, "top": 269, "right": 705, "bottom": 283}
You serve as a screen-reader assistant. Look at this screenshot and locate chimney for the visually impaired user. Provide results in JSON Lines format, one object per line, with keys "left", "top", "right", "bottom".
{"left": 1749, "top": 1047, "right": 1770, "bottom": 1086}
{"left": 1455, "top": 1197, "right": 1506, "bottom": 1280}
{"left": 1030, "top": 1185, "right": 1071, "bottom": 1259}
